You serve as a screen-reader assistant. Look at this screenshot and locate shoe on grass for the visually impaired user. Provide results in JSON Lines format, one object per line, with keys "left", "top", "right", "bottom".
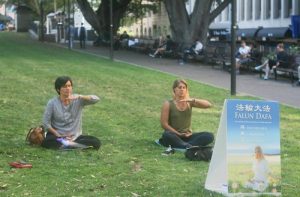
{"left": 162, "top": 146, "right": 175, "bottom": 156}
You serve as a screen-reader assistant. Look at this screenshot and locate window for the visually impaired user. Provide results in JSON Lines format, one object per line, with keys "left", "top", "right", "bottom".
{"left": 273, "top": 0, "right": 281, "bottom": 19}
{"left": 225, "top": 6, "right": 230, "bottom": 21}
{"left": 296, "top": 0, "right": 300, "bottom": 15}
{"left": 255, "top": 0, "right": 261, "bottom": 20}
{"left": 247, "top": 0, "right": 253, "bottom": 20}
{"left": 266, "top": 0, "right": 271, "bottom": 19}
{"left": 240, "top": 0, "right": 245, "bottom": 21}
{"left": 283, "top": 0, "right": 293, "bottom": 17}
{"left": 163, "top": 26, "right": 167, "bottom": 35}
{"left": 153, "top": 25, "right": 157, "bottom": 37}
{"left": 148, "top": 28, "right": 152, "bottom": 37}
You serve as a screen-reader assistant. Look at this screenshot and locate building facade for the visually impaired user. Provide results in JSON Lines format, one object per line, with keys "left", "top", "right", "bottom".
{"left": 124, "top": 2, "right": 171, "bottom": 39}
{"left": 210, "top": 0, "right": 300, "bottom": 41}
{"left": 212, "top": 0, "right": 299, "bottom": 29}
{"left": 123, "top": 0, "right": 300, "bottom": 41}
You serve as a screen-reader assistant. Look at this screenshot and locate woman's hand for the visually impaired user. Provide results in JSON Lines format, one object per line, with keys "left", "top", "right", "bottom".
{"left": 180, "top": 131, "right": 192, "bottom": 138}
{"left": 178, "top": 98, "right": 195, "bottom": 103}
{"left": 57, "top": 134, "right": 74, "bottom": 141}
{"left": 67, "top": 95, "right": 80, "bottom": 100}
{"left": 180, "top": 98, "right": 212, "bottom": 108}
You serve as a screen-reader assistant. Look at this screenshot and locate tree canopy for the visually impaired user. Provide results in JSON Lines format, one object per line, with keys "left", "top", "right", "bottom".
{"left": 1, "top": 0, "right": 65, "bottom": 18}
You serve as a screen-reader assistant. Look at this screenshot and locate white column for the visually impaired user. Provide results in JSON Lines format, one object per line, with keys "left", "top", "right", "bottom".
{"left": 237, "top": 0, "right": 240, "bottom": 22}
{"left": 244, "top": 0, "right": 249, "bottom": 21}
{"left": 294, "top": 0, "right": 300, "bottom": 15}
{"left": 271, "top": 0, "right": 275, "bottom": 19}
{"left": 239, "top": 0, "right": 243, "bottom": 21}
{"left": 253, "top": 0, "right": 256, "bottom": 21}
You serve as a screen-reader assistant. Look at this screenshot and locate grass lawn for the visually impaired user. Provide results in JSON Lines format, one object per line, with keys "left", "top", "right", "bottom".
{"left": 0, "top": 32, "right": 299, "bottom": 197}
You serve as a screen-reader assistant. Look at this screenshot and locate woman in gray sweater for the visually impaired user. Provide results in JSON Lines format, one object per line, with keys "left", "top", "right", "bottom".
{"left": 42, "top": 76, "right": 101, "bottom": 149}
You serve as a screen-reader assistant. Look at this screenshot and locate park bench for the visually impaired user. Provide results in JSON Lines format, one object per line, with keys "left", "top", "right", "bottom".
{"left": 147, "top": 41, "right": 180, "bottom": 59}
{"left": 159, "top": 42, "right": 180, "bottom": 58}
{"left": 128, "top": 38, "right": 155, "bottom": 54}
{"left": 176, "top": 44, "right": 206, "bottom": 63}
{"left": 218, "top": 45, "right": 232, "bottom": 71}
{"left": 208, "top": 45, "right": 232, "bottom": 71}
{"left": 203, "top": 45, "right": 218, "bottom": 64}
{"left": 274, "top": 55, "right": 299, "bottom": 83}
{"left": 259, "top": 55, "right": 299, "bottom": 84}
{"left": 240, "top": 51, "right": 263, "bottom": 72}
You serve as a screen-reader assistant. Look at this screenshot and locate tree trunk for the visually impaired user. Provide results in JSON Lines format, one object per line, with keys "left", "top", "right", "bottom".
{"left": 163, "top": 0, "right": 231, "bottom": 50}
{"left": 76, "top": 0, "right": 131, "bottom": 41}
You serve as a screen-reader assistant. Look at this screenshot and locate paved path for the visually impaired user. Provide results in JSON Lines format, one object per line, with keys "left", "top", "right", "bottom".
{"left": 59, "top": 42, "right": 300, "bottom": 109}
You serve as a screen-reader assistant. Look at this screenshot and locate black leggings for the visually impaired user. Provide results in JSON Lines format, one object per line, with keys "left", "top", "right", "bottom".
{"left": 41, "top": 132, "right": 101, "bottom": 150}
{"left": 160, "top": 130, "right": 214, "bottom": 149}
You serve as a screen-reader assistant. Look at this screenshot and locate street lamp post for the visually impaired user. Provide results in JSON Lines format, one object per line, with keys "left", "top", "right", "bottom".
{"left": 110, "top": 0, "right": 114, "bottom": 60}
{"left": 39, "top": 0, "right": 45, "bottom": 42}
{"left": 67, "top": 0, "right": 71, "bottom": 49}
{"left": 231, "top": 0, "right": 237, "bottom": 95}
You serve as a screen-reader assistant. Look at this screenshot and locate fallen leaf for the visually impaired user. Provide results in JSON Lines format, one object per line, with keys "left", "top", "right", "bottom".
{"left": 131, "top": 192, "right": 140, "bottom": 197}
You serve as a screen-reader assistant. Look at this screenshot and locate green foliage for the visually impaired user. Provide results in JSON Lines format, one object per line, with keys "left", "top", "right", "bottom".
{"left": 122, "top": 0, "right": 159, "bottom": 27}
{"left": 2, "top": 0, "right": 65, "bottom": 17}
{"left": 0, "top": 32, "right": 299, "bottom": 196}
{"left": 289, "top": 45, "right": 300, "bottom": 56}
{"left": 265, "top": 51, "right": 276, "bottom": 60}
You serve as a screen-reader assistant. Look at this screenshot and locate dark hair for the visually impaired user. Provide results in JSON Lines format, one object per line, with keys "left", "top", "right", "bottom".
{"left": 277, "top": 43, "right": 284, "bottom": 49}
{"left": 54, "top": 76, "right": 73, "bottom": 94}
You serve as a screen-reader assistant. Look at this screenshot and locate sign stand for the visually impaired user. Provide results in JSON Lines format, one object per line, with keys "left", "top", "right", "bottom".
{"left": 205, "top": 99, "right": 281, "bottom": 196}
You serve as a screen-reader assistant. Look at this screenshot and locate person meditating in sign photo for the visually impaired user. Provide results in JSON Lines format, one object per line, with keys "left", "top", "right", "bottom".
{"left": 41, "top": 76, "right": 101, "bottom": 150}
{"left": 158, "top": 79, "right": 214, "bottom": 150}
{"left": 244, "top": 146, "right": 270, "bottom": 192}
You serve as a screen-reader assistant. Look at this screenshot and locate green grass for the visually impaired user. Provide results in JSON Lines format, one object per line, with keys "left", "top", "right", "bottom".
{"left": 0, "top": 32, "right": 299, "bottom": 197}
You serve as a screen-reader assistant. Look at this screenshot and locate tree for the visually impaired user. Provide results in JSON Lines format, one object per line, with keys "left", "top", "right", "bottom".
{"left": 76, "top": 0, "right": 158, "bottom": 41}
{"left": 76, "top": 0, "right": 132, "bottom": 41}
{"left": 76, "top": 0, "right": 230, "bottom": 46}
{"left": 163, "top": 0, "right": 231, "bottom": 48}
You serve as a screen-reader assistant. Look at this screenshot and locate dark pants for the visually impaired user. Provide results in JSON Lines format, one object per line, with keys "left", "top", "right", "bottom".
{"left": 160, "top": 130, "right": 214, "bottom": 149}
{"left": 79, "top": 38, "right": 86, "bottom": 48}
{"left": 41, "top": 132, "right": 101, "bottom": 150}
{"left": 182, "top": 48, "right": 203, "bottom": 63}
{"left": 182, "top": 48, "right": 195, "bottom": 63}
{"left": 268, "top": 59, "right": 288, "bottom": 69}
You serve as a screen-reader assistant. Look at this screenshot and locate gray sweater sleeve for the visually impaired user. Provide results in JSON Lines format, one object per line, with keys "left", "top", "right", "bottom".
{"left": 42, "top": 99, "right": 55, "bottom": 131}
{"left": 81, "top": 95, "right": 100, "bottom": 105}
